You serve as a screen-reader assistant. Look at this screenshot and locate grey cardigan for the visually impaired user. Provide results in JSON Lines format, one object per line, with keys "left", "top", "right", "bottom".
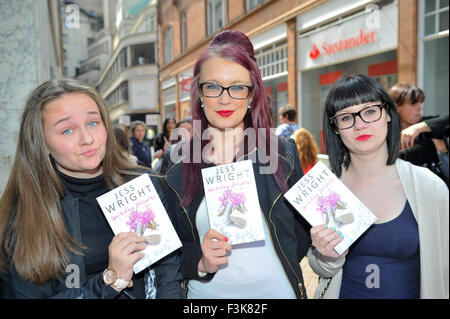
{"left": 309, "top": 159, "right": 449, "bottom": 299}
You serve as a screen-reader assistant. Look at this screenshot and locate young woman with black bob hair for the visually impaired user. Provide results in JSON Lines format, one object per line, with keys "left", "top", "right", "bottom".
{"left": 308, "top": 74, "right": 448, "bottom": 298}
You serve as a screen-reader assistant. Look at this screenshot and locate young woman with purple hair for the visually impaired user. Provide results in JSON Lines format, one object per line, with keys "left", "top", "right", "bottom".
{"left": 160, "top": 30, "right": 329, "bottom": 299}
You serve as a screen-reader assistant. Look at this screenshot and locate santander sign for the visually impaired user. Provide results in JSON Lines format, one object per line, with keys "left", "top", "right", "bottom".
{"left": 309, "top": 29, "right": 376, "bottom": 60}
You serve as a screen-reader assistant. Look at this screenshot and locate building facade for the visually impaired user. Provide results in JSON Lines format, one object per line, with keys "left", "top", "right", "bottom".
{"left": 96, "top": 0, "right": 161, "bottom": 134}
{"left": 0, "top": 0, "right": 64, "bottom": 194}
{"left": 61, "top": 0, "right": 104, "bottom": 79}
{"left": 157, "top": 0, "right": 449, "bottom": 151}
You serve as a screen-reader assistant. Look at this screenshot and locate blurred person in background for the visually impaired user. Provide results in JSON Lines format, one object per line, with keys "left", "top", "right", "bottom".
{"left": 275, "top": 105, "right": 299, "bottom": 137}
{"left": 292, "top": 128, "right": 319, "bottom": 174}
{"left": 130, "top": 121, "right": 152, "bottom": 168}
{"left": 389, "top": 83, "right": 449, "bottom": 184}
{"left": 114, "top": 126, "right": 138, "bottom": 165}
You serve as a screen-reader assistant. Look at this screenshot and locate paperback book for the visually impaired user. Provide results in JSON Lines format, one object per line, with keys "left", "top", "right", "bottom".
{"left": 284, "top": 161, "right": 377, "bottom": 255}
{"left": 96, "top": 173, "right": 182, "bottom": 273}
{"left": 201, "top": 160, "right": 265, "bottom": 245}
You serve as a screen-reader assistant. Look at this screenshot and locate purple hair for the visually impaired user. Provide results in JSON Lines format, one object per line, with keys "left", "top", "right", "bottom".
{"left": 181, "top": 30, "right": 286, "bottom": 207}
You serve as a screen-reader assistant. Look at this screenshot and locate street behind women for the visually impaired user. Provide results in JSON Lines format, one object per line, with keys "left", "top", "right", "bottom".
{"left": 310, "top": 74, "right": 448, "bottom": 299}
{"left": 160, "top": 30, "right": 315, "bottom": 299}
{"left": 0, "top": 79, "right": 184, "bottom": 299}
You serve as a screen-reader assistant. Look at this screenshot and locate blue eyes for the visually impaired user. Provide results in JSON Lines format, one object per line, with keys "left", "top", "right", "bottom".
{"left": 61, "top": 121, "right": 98, "bottom": 135}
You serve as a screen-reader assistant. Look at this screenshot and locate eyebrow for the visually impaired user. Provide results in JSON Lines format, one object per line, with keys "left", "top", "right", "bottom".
{"left": 336, "top": 103, "right": 381, "bottom": 114}
{"left": 53, "top": 111, "right": 101, "bottom": 126}
{"left": 201, "top": 80, "right": 252, "bottom": 86}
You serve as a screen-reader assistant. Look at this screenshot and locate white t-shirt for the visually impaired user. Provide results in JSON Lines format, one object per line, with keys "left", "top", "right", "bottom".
{"left": 187, "top": 198, "right": 296, "bottom": 299}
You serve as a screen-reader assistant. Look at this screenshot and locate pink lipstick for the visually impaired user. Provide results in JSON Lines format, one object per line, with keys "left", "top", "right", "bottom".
{"left": 356, "top": 135, "right": 372, "bottom": 141}
{"left": 82, "top": 149, "right": 98, "bottom": 157}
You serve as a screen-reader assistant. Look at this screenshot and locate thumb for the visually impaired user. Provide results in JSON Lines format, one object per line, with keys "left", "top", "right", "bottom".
{"left": 204, "top": 229, "right": 228, "bottom": 242}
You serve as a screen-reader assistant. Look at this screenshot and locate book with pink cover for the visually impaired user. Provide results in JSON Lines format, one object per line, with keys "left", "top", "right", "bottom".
{"left": 96, "top": 174, "right": 182, "bottom": 273}
{"left": 284, "top": 161, "right": 377, "bottom": 255}
{"left": 201, "top": 160, "right": 265, "bottom": 245}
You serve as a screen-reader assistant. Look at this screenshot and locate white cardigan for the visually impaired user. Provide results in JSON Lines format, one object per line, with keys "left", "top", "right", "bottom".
{"left": 309, "top": 159, "right": 449, "bottom": 299}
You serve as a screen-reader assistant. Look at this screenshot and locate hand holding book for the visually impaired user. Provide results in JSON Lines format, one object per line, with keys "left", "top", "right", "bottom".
{"left": 107, "top": 232, "right": 147, "bottom": 284}
{"left": 198, "top": 229, "right": 232, "bottom": 274}
{"left": 284, "top": 161, "right": 377, "bottom": 255}
{"left": 310, "top": 225, "right": 345, "bottom": 259}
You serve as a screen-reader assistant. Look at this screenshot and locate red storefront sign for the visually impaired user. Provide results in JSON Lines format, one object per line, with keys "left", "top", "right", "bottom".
{"left": 309, "top": 29, "right": 377, "bottom": 60}
{"left": 180, "top": 77, "right": 193, "bottom": 92}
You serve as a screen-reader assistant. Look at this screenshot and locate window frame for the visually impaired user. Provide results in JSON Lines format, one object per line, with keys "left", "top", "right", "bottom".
{"left": 164, "top": 26, "right": 173, "bottom": 65}
{"left": 206, "top": 0, "right": 227, "bottom": 36}
{"left": 417, "top": 0, "right": 449, "bottom": 88}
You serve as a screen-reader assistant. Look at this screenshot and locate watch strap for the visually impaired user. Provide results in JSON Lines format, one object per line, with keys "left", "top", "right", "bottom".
{"left": 112, "top": 277, "right": 133, "bottom": 290}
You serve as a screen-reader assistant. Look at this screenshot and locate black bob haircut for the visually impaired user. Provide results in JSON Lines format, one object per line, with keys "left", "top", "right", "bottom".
{"left": 322, "top": 74, "right": 401, "bottom": 177}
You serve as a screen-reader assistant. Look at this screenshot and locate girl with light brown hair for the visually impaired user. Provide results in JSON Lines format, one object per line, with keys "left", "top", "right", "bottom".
{"left": 0, "top": 79, "right": 184, "bottom": 298}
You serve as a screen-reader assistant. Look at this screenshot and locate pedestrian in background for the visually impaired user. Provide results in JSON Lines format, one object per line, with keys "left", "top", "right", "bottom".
{"left": 389, "top": 82, "right": 449, "bottom": 184}
{"left": 275, "top": 105, "right": 299, "bottom": 137}
{"left": 130, "top": 120, "right": 152, "bottom": 167}
{"left": 292, "top": 128, "right": 319, "bottom": 174}
{"left": 114, "top": 126, "right": 138, "bottom": 165}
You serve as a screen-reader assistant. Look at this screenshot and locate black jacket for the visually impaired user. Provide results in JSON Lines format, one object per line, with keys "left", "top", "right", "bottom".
{"left": 160, "top": 138, "right": 311, "bottom": 299}
{"left": 0, "top": 174, "right": 185, "bottom": 299}
{"left": 399, "top": 114, "right": 449, "bottom": 165}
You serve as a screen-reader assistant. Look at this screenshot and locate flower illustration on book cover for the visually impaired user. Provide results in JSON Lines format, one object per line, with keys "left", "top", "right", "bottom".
{"left": 217, "top": 189, "right": 247, "bottom": 228}
{"left": 316, "top": 191, "right": 354, "bottom": 229}
{"left": 127, "top": 208, "right": 161, "bottom": 245}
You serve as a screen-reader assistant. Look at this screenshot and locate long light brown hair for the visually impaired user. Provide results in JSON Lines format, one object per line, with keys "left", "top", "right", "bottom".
{"left": 292, "top": 128, "right": 319, "bottom": 171}
{"left": 0, "top": 79, "right": 146, "bottom": 284}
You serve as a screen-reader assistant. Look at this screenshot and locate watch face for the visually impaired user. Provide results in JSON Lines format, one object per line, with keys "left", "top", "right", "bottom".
{"left": 103, "top": 269, "right": 116, "bottom": 285}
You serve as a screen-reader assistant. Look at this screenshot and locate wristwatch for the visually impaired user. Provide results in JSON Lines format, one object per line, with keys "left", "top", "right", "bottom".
{"left": 102, "top": 268, "right": 133, "bottom": 290}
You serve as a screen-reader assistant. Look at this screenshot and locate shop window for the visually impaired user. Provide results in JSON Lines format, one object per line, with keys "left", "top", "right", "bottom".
{"left": 207, "top": 0, "right": 227, "bottom": 36}
{"left": 368, "top": 60, "right": 398, "bottom": 91}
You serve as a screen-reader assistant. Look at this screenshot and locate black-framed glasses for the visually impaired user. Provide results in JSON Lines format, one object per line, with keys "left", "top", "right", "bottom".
{"left": 199, "top": 82, "right": 253, "bottom": 100}
{"left": 330, "top": 104, "right": 385, "bottom": 130}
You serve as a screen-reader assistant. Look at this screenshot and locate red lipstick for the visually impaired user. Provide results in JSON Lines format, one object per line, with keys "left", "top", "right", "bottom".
{"left": 217, "top": 110, "right": 234, "bottom": 117}
{"left": 356, "top": 135, "right": 372, "bottom": 141}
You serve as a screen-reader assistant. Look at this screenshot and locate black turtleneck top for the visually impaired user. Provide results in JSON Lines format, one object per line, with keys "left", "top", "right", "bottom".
{"left": 57, "top": 171, "right": 145, "bottom": 298}
{"left": 58, "top": 171, "right": 113, "bottom": 278}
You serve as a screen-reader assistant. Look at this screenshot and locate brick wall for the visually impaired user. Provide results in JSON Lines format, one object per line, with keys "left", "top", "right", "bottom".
{"left": 397, "top": 0, "right": 418, "bottom": 85}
